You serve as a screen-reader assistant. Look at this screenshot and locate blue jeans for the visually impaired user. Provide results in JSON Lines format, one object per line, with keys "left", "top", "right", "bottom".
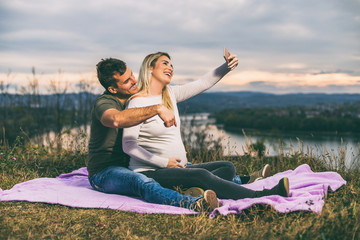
{"left": 89, "top": 166, "right": 200, "bottom": 209}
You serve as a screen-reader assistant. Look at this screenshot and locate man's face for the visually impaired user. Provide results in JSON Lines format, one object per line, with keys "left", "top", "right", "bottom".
{"left": 111, "top": 66, "right": 139, "bottom": 97}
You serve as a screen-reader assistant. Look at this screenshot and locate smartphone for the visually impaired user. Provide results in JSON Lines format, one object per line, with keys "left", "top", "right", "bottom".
{"left": 224, "top": 47, "right": 230, "bottom": 62}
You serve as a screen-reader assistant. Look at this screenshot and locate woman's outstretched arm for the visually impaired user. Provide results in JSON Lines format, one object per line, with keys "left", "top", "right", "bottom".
{"left": 171, "top": 52, "right": 238, "bottom": 102}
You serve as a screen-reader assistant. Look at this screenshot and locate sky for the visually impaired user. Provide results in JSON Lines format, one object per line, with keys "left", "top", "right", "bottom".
{"left": 1, "top": 0, "right": 360, "bottom": 94}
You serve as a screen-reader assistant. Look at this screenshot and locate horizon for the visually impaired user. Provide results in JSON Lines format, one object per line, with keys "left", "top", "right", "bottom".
{"left": 1, "top": 70, "right": 360, "bottom": 95}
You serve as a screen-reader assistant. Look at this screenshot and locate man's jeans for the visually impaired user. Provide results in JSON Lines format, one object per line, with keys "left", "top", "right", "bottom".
{"left": 89, "top": 166, "right": 199, "bottom": 209}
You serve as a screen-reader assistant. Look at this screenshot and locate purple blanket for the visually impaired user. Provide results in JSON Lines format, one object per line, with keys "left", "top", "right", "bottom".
{"left": 0, "top": 164, "right": 346, "bottom": 217}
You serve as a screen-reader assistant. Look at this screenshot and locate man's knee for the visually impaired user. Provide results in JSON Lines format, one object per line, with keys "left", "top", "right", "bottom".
{"left": 133, "top": 173, "right": 159, "bottom": 188}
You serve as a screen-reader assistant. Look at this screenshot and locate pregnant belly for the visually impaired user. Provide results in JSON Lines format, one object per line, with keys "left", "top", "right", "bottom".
{"left": 140, "top": 142, "right": 187, "bottom": 165}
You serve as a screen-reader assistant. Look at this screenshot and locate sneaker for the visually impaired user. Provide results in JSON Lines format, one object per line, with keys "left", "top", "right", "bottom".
{"left": 248, "top": 164, "right": 271, "bottom": 183}
{"left": 279, "top": 177, "right": 290, "bottom": 197}
{"left": 192, "top": 190, "right": 220, "bottom": 212}
{"left": 255, "top": 177, "right": 290, "bottom": 198}
{"left": 180, "top": 187, "right": 204, "bottom": 197}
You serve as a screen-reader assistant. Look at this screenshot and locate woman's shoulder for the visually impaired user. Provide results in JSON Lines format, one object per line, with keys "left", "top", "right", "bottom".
{"left": 127, "top": 95, "right": 146, "bottom": 107}
{"left": 128, "top": 92, "right": 149, "bottom": 102}
{"left": 127, "top": 93, "right": 162, "bottom": 108}
{"left": 133, "top": 92, "right": 149, "bottom": 98}
{"left": 166, "top": 85, "right": 176, "bottom": 95}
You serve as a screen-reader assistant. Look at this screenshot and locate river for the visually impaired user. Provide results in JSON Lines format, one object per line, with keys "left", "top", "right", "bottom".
{"left": 180, "top": 113, "right": 360, "bottom": 168}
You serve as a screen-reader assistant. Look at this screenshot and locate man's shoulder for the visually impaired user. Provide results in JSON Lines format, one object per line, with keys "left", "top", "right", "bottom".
{"left": 94, "top": 92, "right": 124, "bottom": 111}
{"left": 96, "top": 92, "right": 116, "bottom": 101}
{"left": 95, "top": 92, "right": 119, "bottom": 104}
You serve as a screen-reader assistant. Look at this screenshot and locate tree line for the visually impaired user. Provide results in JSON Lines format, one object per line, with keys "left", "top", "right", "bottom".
{"left": 0, "top": 70, "right": 98, "bottom": 147}
{"left": 213, "top": 103, "right": 360, "bottom": 133}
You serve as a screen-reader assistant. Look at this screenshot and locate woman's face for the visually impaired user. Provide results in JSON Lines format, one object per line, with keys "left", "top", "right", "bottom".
{"left": 150, "top": 55, "right": 174, "bottom": 86}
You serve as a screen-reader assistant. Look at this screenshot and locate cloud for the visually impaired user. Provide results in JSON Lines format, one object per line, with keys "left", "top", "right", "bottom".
{"left": 2, "top": 0, "right": 69, "bottom": 15}
{"left": 0, "top": 29, "right": 101, "bottom": 54}
{"left": 312, "top": 69, "right": 357, "bottom": 76}
{"left": 214, "top": 81, "right": 360, "bottom": 94}
{"left": 226, "top": 70, "right": 360, "bottom": 86}
{"left": 0, "top": 0, "right": 359, "bottom": 94}
{"left": 276, "top": 63, "right": 307, "bottom": 70}
{"left": 213, "top": 70, "right": 360, "bottom": 93}
{"left": 1, "top": 67, "right": 360, "bottom": 95}
{"left": 267, "top": 23, "right": 314, "bottom": 39}
{"left": 2, "top": 29, "right": 83, "bottom": 42}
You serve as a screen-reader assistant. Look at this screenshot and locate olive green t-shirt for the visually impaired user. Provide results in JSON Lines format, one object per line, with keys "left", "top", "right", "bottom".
{"left": 87, "top": 91, "right": 130, "bottom": 178}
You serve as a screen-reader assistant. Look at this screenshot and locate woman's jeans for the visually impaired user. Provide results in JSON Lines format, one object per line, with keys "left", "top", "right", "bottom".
{"left": 89, "top": 166, "right": 199, "bottom": 209}
{"left": 142, "top": 161, "right": 256, "bottom": 200}
{"left": 188, "top": 161, "right": 243, "bottom": 184}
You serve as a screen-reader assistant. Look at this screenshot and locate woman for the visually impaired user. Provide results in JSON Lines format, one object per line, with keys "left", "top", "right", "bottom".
{"left": 122, "top": 51, "right": 289, "bottom": 200}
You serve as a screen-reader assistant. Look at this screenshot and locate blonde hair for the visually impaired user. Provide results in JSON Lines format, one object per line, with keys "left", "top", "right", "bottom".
{"left": 135, "top": 52, "right": 173, "bottom": 111}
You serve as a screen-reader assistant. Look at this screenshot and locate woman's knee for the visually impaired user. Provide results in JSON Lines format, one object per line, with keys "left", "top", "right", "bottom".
{"left": 187, "top": 168, "right": 214, "bottom": 180}
{"left": 218, "top": 161, "right": 236, "bottom": 173}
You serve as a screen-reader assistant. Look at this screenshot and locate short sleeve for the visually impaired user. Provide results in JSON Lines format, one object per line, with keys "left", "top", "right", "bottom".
{"left": 93, "top": 95, "right": 124, "bottom": 120}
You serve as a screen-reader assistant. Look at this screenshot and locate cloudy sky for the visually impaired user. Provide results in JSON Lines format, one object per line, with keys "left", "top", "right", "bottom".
{"left": 1, "top": 0, "right": 359, "bottom": 94}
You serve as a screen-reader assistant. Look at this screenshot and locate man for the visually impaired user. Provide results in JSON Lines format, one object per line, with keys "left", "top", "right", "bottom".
{"left": 87, "top": 58, "right": 218, "bottom": 211}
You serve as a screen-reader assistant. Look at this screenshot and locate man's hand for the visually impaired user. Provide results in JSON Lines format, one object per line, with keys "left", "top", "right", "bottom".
{"left": 157, "top": 105, "right": 177, "bottom": 128}
{"left": 167, "top": 158, "right": 184, "bottom": 168}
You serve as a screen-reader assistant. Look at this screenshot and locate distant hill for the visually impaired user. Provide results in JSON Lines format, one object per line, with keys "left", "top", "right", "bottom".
{"left": 178, "top": 91, "right": 360, "bottom": 113}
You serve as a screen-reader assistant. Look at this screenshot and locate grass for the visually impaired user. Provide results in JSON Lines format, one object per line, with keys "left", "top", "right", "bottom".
{"left": 1, "top": 135, "right": 360, "bottom": 239}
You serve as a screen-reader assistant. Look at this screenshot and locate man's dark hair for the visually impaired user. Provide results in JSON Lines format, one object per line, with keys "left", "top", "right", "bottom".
{"left": 96, "top": 58, "right": 127, "bottom": 90}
